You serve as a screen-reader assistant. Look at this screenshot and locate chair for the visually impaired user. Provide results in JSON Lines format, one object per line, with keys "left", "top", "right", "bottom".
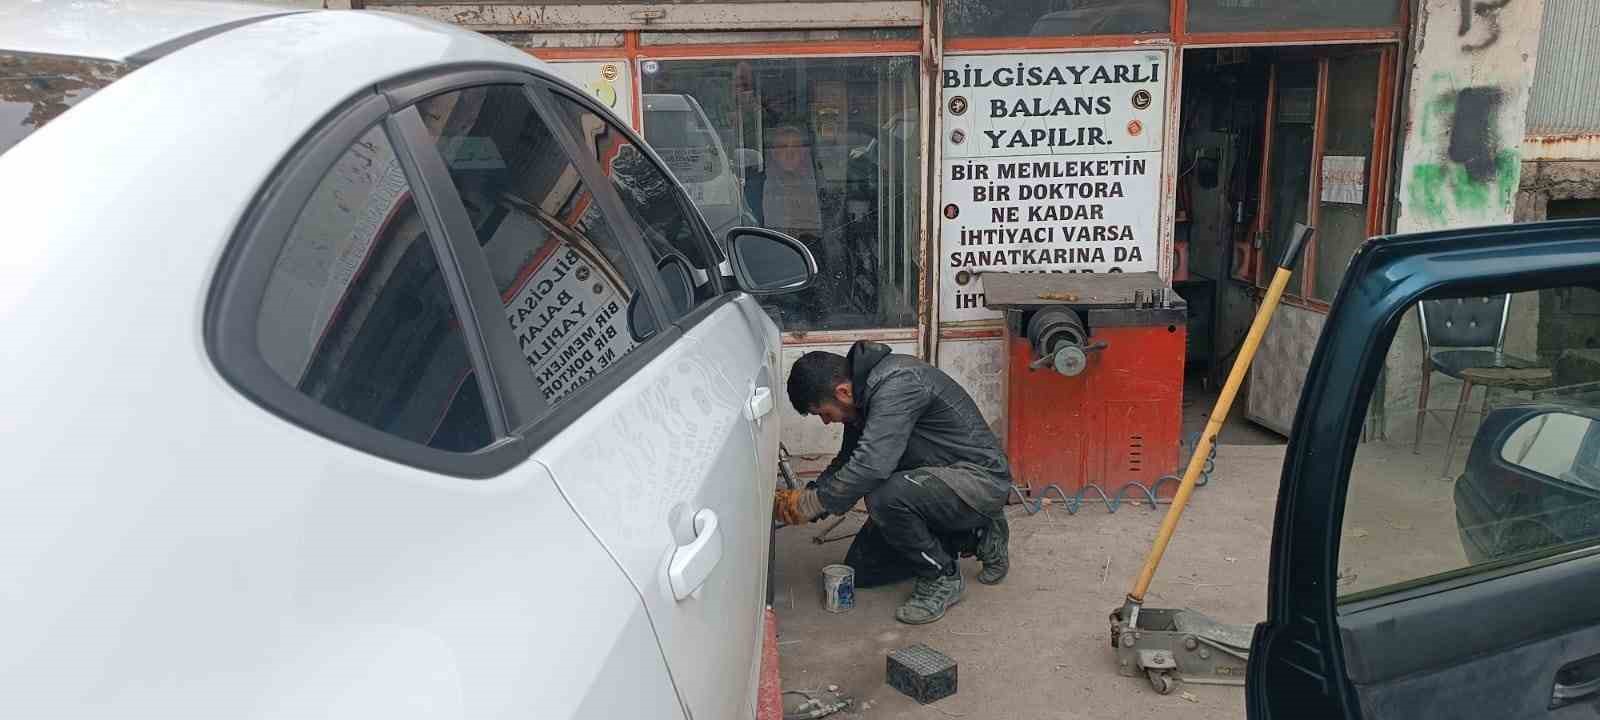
{"left": 1414, "top": 296, "right": 1548, "bottom": 466}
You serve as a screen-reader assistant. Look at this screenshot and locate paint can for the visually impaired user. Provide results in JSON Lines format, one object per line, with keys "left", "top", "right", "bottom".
{"left": 821, "top": 564, "right": 855, "bottom": 613}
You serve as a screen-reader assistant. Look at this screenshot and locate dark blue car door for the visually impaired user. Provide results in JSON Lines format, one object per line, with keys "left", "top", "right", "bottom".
{"left": 1249, "top": 219, "right": 1600, "bottom": 719}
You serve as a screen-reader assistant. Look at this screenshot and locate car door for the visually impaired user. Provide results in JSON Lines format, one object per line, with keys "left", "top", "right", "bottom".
{"left": 398, "top": 72, "right": 770, "bottom": 719}
{"left": 1249, "top": 219, "right": 1600, "bottom": 719}
{"left": 539, "top": 83, "right": 779, "bottom": 720}
{"left": 203, "top": 86, "right": 684, "bottom": 718}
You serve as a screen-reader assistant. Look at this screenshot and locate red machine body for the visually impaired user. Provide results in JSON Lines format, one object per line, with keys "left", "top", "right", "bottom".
{"left": 985, "top": 273, "right": 1187, "bottom": 497}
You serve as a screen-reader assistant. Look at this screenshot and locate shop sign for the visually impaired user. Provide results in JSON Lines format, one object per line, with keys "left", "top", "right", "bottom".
{"left": 550, "top": 60, "right": 635, "bottom": 128}
{"left": 940, "top": 50, "right": 1168, "bottom": 322}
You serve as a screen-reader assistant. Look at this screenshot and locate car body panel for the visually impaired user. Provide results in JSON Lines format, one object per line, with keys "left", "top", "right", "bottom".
{"left": 1456, "top": 403, "right": 1600, "bottom": 564}
{"left": 0, "top": 0, "right": 296, "bottom": 61}
{"left": 0, "top": 6, "right": 773, "bottom": 718}
{"left": 534, "top": 296, "right": 771, "bottom": 720}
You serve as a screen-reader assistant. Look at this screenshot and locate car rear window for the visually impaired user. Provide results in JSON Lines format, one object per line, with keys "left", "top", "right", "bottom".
{"left": 1, "top": 51, "right": 133, "bottom": 157}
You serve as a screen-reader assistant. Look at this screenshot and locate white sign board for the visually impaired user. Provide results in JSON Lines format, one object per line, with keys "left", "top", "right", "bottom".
{"left": 940, "top": 50, "right": 1168, "bottom": 322}
{"left": 1321, "top": 155, "right": 1366, "bottom": 204}
{"left": 550, "top": 60, "right": 635, "bottom": 129}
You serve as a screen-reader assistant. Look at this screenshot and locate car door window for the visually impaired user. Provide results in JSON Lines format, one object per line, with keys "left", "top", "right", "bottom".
{"left": 413, "top": 85, "right": 654, "bottom": 408}
{"left": 547, "top": 91, "right": 722, "bottom": 320}
{"left": 1337, "top": 286, "right": 1600, "bottom": 599}
{"left": 255, "top": 124, "right": 492, "bottom": 452}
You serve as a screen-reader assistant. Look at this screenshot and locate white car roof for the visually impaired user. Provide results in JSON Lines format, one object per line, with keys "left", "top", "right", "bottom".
{"left": 0, "top": 0, "right": 299, "bottom": 62}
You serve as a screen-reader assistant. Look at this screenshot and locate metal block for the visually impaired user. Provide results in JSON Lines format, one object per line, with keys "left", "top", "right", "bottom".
{"left": 886, "top": 644, "right": 957, "bottom": 704}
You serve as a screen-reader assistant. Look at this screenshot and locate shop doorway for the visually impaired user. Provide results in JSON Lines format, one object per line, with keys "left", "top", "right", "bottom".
{"left": 1175, "top": 45, "right": 1396, "bottom": 435}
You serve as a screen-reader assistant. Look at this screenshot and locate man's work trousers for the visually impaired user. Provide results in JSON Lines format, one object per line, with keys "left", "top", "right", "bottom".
{"left": 844, "top": 468, "right": 990, "bottom": 587}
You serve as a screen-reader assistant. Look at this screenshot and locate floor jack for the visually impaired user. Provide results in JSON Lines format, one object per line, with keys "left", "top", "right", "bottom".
{"left": 1109, "top": 225, "right": 1311, "bottom": 694}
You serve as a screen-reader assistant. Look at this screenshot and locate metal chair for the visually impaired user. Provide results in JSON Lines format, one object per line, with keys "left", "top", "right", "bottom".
{"left": 1414, "top": 295, "right": 1542, "bottom": 461}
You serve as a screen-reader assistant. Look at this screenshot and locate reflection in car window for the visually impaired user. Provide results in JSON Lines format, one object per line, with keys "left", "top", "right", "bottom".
{"left": 0, "top": 51, "right": 132, "bottom": 157}
{"left": 550, "top": 93, "right": 721, "bottom": 318}
{"left": 416, "top": 85, "right": 651, "bottom": 408}
{"left": 1338, "top": 286, "right": 1600, "bottom": 599}
{"left": 255, "top": 125, "right": 492, "bottom": 452}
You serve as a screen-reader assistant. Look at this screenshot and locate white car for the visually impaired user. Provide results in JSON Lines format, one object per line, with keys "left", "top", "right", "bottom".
{"left": 0, "top": 3, "right": 815, "bottom": 718}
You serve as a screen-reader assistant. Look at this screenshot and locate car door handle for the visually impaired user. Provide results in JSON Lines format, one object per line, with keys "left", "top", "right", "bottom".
{"left": 1552, "top": 654, "right": 1600, "bottom": 707}
{"left": 747, "top": 386, "right": 774, "bottom": 421}
{"left": 668, "top": 509, "right": 722, "bottom": 600}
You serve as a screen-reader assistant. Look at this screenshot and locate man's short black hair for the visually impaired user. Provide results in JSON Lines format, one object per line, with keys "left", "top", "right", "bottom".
{"left": 787, "top": 351, "right": 849, "bottom": 414}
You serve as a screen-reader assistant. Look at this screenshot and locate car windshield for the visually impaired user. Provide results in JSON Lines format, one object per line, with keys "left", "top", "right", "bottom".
{"left": 1, "top": 51, "right": 134, "bottom": 157}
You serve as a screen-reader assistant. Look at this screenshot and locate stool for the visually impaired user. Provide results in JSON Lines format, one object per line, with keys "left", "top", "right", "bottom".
{"left": 1442, "top": 366, "right": 1554, "bottom": 476}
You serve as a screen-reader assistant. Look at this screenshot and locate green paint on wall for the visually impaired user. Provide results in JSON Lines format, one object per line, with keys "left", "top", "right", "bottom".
{"left": 1495, "top": 149, "right": 1520, "bottom": 211}
{"left": 1409, "top": 164, "right": 1449, "bottom": 225}
{"left": 1448, "top": 163, "right": 1491, "bottom": 210}
{"left": 1406, "top": 149, "right": 1522, "bottom": 227}
{"left": 1419, "top": 92, "right": 1457, "bottom": 144}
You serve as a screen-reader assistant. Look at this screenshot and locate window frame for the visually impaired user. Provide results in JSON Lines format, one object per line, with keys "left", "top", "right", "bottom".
{"left": 204, "top": 89, "right": 520, "bottom": 478}
{"left": 535, "top": 79, "right": 732, "bottom": 307}
{"left": 208, "top": 64, "right": 738, "bottom": 478}
{"left": 385, "top": 68, "right": 733, "bottom": 439}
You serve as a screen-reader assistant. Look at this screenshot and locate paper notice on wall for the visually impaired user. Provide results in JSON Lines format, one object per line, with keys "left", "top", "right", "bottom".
{"left": 549, "top": 60, "right": 635, "bottom": 129}
{"left": 939, "top": 50, "right": 1169, "bottom": 322}
{"left": 503, "top": 239, "right": 638, "bottom": 404}
{"left": 1321, "top": 155, "right": 1366, "bottom": 205}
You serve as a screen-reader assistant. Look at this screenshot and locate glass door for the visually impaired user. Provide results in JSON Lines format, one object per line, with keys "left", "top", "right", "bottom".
{"left": 1246, "top": 47, "right": 1392, "bottom": 303}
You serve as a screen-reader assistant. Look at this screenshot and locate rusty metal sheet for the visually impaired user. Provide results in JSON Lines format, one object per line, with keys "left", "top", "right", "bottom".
{"left": 369, "top": 2, "right": 923, "bottom": 31}
{"left": 1246, "top": 301, "right": 1324, "bottom": 436}
{"left": 1526, "top": 0, "right": 1600, "bottom": 137}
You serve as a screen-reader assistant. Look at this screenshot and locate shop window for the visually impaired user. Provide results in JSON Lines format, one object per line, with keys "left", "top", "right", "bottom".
{"left": 944, "top": 0, "right": 1169, "bottom": 38}
{"left": 640, "top": 56, "right": 921, "bottom": 331}
{"left": 1312, "top": 53, "right": 1380, "bottom": 301}
{"left": 1187, "top": 0, "right": 1399, "bottom": 34}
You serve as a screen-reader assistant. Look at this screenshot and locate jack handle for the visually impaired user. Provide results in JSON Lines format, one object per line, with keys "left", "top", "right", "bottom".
{"left": 1121, "top": 224, "right": 1314, "bottom": 626}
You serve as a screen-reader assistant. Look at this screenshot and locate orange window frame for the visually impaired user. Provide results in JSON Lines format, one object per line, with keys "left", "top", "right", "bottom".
{"left": 1247, "top": 45, "right": 1399, "bottom": 310}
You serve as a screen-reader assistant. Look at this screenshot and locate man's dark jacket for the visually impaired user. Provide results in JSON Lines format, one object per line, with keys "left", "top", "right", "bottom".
{"left": 814, "top": 341, "right": 1012, "bottom": 517}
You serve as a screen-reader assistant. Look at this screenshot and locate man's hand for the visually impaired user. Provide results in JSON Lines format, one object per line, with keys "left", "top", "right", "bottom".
{"left": 774, "top": 488, "right": 826, "bottom": 526}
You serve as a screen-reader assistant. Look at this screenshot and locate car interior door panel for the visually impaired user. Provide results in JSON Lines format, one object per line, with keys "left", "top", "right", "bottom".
{"left": 1338, "top": 550, "right": 1600, "bottom": 717}
{"left": 1250, "top": 220, "right": 1600, "bottom": 720}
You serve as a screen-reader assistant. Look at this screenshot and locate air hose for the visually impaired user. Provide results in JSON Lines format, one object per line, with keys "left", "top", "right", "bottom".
{"left": 1008, "top": 433, "right": 1217, "bottom": 516}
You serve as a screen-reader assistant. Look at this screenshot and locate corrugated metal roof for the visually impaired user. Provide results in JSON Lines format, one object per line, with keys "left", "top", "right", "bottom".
{"left": 1527, "top": 0, "right": 1600, "bottom": 135}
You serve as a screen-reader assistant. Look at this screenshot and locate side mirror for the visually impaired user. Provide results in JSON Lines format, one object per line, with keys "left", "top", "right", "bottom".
{"left": 655, "top": 251, "right": 697, "bottom": 317}
{"left": 627, "top": 253, "right": 698, "bottom": 339}
{"left": 724, "top": 227, "right": 817, "bottom": 296}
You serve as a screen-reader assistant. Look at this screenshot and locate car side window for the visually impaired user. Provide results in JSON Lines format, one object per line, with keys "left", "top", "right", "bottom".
{"left": 1337, "top": 286, "right": 1600, "bottom": 600}
{"left": 414, "top": 85, "right": 653, "bottom": 407}
{"left": 255, "top": 124, "right": 493, "bottom": 452}
{"left": 547, "top": 91, "right": 722, "bottom": 320}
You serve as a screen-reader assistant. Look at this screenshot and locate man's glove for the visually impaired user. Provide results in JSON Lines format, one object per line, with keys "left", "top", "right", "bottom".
{"left": 773, "top": 488, "right": 827, "bottom": 526}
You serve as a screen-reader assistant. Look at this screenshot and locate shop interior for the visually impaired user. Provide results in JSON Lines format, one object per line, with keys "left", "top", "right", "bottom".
{"left": 1174, "top": 45, "right": 1390, "bottom": 430}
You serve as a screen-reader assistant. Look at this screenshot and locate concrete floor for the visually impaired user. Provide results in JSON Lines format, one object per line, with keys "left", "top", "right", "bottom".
{"left": 772, "top": 443, "right": 1289, "bottom": 720}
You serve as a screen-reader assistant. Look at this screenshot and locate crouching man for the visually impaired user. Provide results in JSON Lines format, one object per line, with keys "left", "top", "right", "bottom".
{"left": 775, "top": 341, "right": 1013, "bottom": 625}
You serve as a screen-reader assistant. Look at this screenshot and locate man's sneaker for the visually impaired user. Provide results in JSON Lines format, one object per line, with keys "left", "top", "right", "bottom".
{"left": 976, "top": 515, "right": 1010, "bottom": 585}
{"left": 894, "top": 568, "right": 964, "bottom": 625}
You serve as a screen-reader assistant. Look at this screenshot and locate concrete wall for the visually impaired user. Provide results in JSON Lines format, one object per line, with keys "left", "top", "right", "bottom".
{"left": 1380, "top": 0, "right": 1547, "bottom": 443}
